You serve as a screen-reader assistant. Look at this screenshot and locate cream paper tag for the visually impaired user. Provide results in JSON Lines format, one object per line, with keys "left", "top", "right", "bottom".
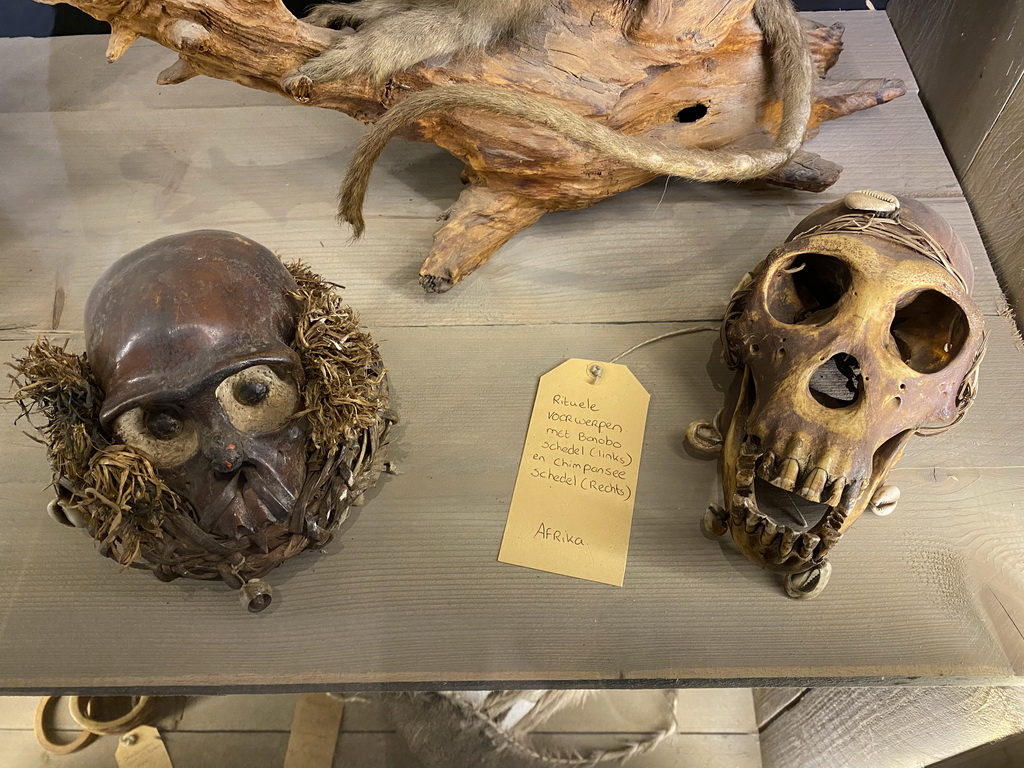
{"left": 115, "top": 726, "right": 173, "bottom": 768}
{"left": 283, "top": 693, "right": 345, "bottom": 768}
{"left": 498, "top": 359, "right": 650, "bottom": 586}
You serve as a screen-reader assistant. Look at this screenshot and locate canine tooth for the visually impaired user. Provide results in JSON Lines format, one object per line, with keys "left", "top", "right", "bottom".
{"left": 798, "top": 532, "right": 820, "bottom": 559}
{"left": 825, "top": 477, "right": 846, "bottom": 507}
{"left": 799, "top": 468, "right": 828, "bottom": 502}
{"left": 775, "top": 458, "right": 800, "bottom": 491}
{"left": 760, "top": 519, "right": 778, "bottom": 545}
{"left": 778, "top": 528, "right": 798, "bottom": 558}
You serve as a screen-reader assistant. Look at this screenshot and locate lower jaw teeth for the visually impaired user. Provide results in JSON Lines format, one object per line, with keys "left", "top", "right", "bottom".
{"left": 744, "top": 509, "right": 760, "bottom": 533}
{"left": 778, "top": 528, "right": 798, "bottom": 558}
{"left": 728, "top": 477, "right": 845, "bottom": 564}
{"left": 798, "top": 533, "right": 820, "bottom": 559}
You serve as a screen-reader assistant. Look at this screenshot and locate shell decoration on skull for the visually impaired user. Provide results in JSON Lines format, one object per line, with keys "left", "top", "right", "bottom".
{"left": 10, "top": 231, "right": 395, "bottom": 612}
{"left": 688, "top": 192, "right": 986, "bottom": 599}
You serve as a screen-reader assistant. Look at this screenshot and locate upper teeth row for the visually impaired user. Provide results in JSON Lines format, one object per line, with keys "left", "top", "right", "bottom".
{"left": 754, "top": 452, "right": 846, "bottom": 507}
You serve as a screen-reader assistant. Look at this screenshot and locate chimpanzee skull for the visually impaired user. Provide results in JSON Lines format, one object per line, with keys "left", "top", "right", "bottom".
{"left": 85, "top": 230, "right": 309, "bottom": 539}
{"left": 699, "top": 192, "right": 985, "bottom": 598}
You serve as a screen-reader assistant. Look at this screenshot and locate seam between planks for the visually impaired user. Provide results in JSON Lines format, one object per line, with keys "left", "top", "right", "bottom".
{"left": 3, "top": 306, "right": 1022, "bottom": 338}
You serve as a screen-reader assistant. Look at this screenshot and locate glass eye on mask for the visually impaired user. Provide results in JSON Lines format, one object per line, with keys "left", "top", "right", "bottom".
{"left": 215, "top": 365, "right": 301, "bottom": 434}
{"left": 114, "top": 406, "right": 199, "bottom": 468}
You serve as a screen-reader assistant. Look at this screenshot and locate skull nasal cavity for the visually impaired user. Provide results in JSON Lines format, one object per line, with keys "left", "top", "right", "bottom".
{"left": 890, "top": 290, "right": 970, "bottom": 373}
{"left": 767, "top": 254, "right": 852, "bottom": 325}
{"left": 809, "top": 353, "right": 863, "bottom": 409}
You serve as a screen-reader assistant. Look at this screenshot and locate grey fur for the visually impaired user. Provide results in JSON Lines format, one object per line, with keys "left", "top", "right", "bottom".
{"left": 301, "top": 0, "right": 549, "bottom": 83}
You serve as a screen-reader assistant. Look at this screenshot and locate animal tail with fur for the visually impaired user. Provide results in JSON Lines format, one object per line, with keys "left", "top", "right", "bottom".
{"left": 337, "top": 0, "right": 813, "bottom": 236}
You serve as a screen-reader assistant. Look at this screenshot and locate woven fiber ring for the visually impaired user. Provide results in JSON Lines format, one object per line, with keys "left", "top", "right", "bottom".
{"left": 68, "top": 695, "right": 152, "bottom": 736}
{"left": 33, "top": 696, "right": 96, "bottom": 755}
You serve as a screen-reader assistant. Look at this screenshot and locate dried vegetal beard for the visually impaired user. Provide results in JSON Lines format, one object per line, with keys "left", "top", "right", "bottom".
{"left": 8, "top": 262, "right": 391, "bottom": 582}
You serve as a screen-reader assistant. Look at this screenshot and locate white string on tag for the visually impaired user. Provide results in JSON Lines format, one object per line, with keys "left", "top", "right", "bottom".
{"left": 609, "top": 324, "right": 719, "bottom": 364}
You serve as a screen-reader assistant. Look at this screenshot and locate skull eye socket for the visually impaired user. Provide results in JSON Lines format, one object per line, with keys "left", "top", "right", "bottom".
{"left": 889, "top": 290, "right": 970, "bottom": 373}
{"left": 767, "top": 253, "right": 852, "bottom": 325}
{"left": 216, "top": 365, "right": 300, "bottom": 434}
{"left": 114, "top": 407, "right": 199, "bottom": 468}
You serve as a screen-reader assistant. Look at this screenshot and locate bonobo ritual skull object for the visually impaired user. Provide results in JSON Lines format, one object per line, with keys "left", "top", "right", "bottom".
{"left": 689, "top": 192, "right": 986, "bottom": 599}
{"left": 13, "top": 231, "right": 394, "bottom": 611}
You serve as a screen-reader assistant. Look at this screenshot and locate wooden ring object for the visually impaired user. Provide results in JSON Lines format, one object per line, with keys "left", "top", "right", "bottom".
{"left": 34, "top": 696, "right": 96, "bottom": 755}
{"left": 68, "top": 695, "right": 152, "bottom": 735}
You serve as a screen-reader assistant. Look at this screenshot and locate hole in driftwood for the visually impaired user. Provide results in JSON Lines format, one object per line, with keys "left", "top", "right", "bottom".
{"left": 809, "top": 353, "right": 862, "bottom": 409}
{"left": 675, "top": 103, "right": 709, "bottom": 123}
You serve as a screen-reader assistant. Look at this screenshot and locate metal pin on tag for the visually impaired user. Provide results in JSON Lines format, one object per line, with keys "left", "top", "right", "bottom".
{"left": 588, "top": 363, "right": 604, "bottom": 383}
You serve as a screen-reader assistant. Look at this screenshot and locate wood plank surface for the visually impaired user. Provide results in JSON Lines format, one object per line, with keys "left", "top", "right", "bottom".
{"left": 0, "top": 12, "right": 1021, "bottom": 693}
{"left": 759, "top": 686, "right": 1024, "bottom": 768}
{"left": 0, "top": 99, "right": 990, "bottom": 333}
{"left": 1, "top": 322, "right": 1023, "bottom": 690}
{"left": 934, "top": 730, "right": 1024, "bottom": 767}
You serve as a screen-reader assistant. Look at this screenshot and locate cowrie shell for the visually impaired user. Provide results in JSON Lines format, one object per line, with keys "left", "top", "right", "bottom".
{"left": 844, "top": 189, "right": 900, "bottom": 214}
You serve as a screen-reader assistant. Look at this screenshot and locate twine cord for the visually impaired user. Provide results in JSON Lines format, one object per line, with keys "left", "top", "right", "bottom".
{"left": 609, "top": 325, "right": 720, "bottom": 363}
{"left": 794, "top": 212, "right": 969, "bottom": 291}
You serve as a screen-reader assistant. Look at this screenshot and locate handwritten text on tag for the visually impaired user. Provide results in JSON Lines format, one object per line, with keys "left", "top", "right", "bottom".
{"left": 498, "top": 359, "right": 650, "bottom": 586}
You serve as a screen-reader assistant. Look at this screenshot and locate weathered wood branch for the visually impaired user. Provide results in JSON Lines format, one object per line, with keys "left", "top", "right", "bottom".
{"left": 36, "top": 0, "right": 905, "bottom": 291}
